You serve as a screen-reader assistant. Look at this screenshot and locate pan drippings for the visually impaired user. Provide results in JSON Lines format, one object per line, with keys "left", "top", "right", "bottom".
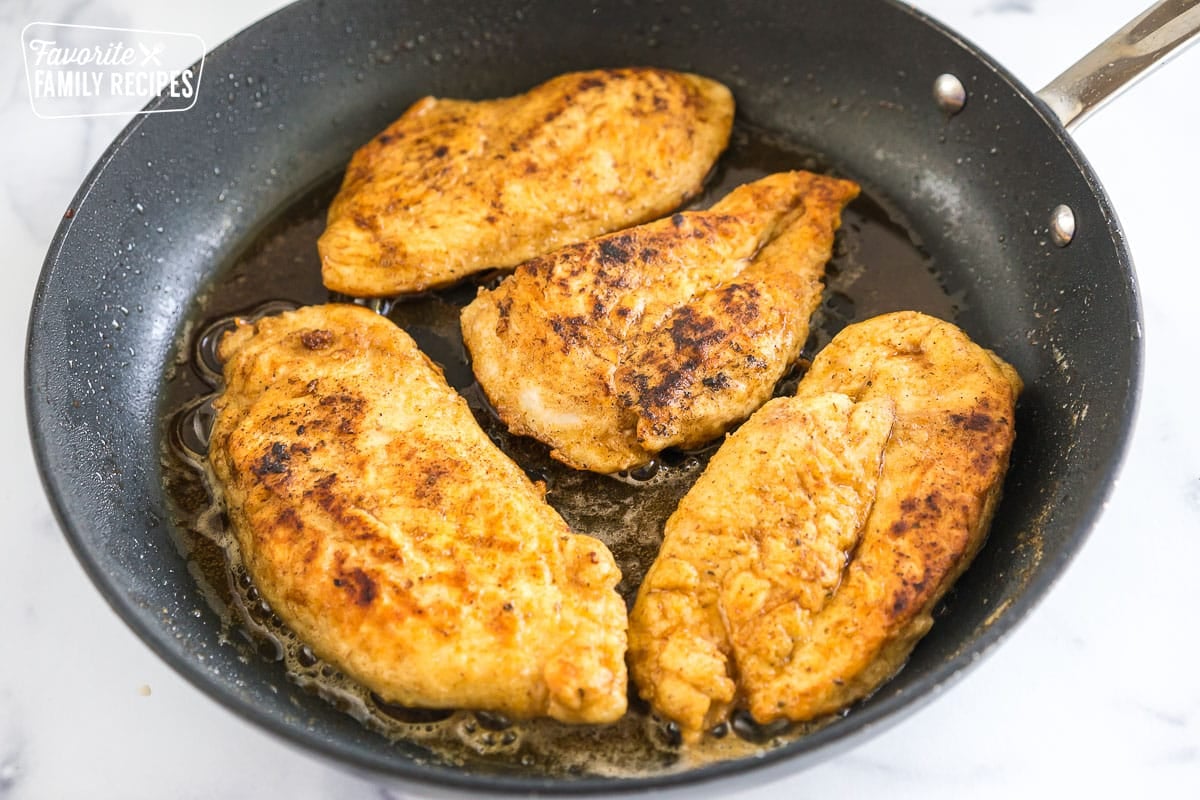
{"left": 161, "top": 122, "right": 954, "bottom": 778}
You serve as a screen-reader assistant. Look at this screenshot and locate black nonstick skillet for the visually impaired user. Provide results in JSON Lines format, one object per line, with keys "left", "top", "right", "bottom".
{"left": 26, "top": 0, "right": 1200, "bottom": 794}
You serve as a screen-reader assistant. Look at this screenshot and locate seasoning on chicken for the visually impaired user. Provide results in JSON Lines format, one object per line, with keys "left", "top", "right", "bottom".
{"left": 460, "top": 170, "right": 860, "bottom": 474}
{"left": 319, "top": 68, "right": 734, "bottom": 296}
{"left": 208, "top": 304, "right": 628, "bottom": 724}
{"left": 629, "top": 311, "right": 1021, "bottom": 740}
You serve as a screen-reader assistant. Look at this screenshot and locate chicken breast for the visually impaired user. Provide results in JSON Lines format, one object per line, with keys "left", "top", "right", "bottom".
{"left": 629, "top": 311, "right": 1021, "bottom": 740}
{"left": 319, "top": 68, "right": 734, "bottom": 296}
{"left": 207, "top": 304, "right": 627, "bottom": 724}
{"left": 628, "top": 392, "right": 896, "bottom": 739}
{"left": 461, "top": 171, "right": 860, "bottom": 473}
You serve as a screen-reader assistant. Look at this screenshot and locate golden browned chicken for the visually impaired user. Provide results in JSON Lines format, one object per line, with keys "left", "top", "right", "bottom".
{"left": 461, "top": 171, "right": 860, "bottom": 474}
{"left": 628, "top": 392, "right": 895, "bottom": 739}
{"left": 629, "top": 311, "right": 1021, "bottom": 741}
{"left": 207, "top": 304, "right": 628, "bottom": 724}
{"left": 319, "top": 68, "right": 734, "bottom": 296}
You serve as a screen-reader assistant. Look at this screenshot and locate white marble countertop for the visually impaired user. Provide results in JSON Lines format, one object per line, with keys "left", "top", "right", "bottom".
{"left": 3, "top": 0, "right": 1198, "bottom": 797}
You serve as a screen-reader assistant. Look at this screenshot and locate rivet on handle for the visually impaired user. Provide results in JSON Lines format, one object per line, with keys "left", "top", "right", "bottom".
{"left": 933, "top": 73, "right": 967, "bottom": 114}
{"left": 1050, "top": 204, "right": 1076, "bottom": 247}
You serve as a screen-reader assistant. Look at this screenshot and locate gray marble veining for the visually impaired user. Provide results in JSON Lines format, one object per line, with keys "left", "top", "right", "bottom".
{"left": 975, "top": 0, "right": 1036, "bottom": 14}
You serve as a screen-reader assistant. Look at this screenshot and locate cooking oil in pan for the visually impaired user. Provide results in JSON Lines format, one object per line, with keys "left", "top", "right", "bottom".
{"left": 161, "top": 121, "right": 956, "bottom": 778}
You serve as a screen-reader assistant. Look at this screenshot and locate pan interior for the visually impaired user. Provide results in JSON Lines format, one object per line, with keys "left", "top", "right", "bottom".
{"left": 162, "top": 121, "right": 960, "bottom": 778}
{"left": 28, "top": 0, "right": 1137, "bottom": 792}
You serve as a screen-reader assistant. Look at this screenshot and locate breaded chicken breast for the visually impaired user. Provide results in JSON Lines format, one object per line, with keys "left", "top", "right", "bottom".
{"left": 207, "top": 304, "right": 628, "bottom": 724}
{"left": 629, "top": 311, "right": 1021, "bottom": 740}
{"left": 319, "top": 68, "right": 734, "bottom": 296}
{"left": 461, "top": 171, "right": 859, "bottom": 473}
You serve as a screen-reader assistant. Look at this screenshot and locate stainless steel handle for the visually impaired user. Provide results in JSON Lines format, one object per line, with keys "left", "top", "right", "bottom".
{"left": 1037, "top": 0, "right": 1200, "bottom": 130}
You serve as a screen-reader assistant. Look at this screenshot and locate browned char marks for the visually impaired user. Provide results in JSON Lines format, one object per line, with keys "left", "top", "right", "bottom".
{"left": 207, "top": 304, "right": 629, "bottom": 724}
{"left": 318, "top": 68, "right": 735, "bottom": 296}
{"left": 334, "top": 564, "right": 378, "bottom": 608}
{"left": 628, "top": 311, "right": 1022, "bottom": 739}
{"left": 300, "top": 329, "right": 334, "bottom": 350}
{"left": 460, "top": 170, "right": 860, "bottom": 473}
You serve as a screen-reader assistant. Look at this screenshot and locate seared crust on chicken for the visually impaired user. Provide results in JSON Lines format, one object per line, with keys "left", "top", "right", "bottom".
{"left": 319, "top": 68, "right": 734, "bottom": 296}
{"left": 629, "top": 393, "right": 896, "bottom": 739}
{"left": 629, "top": 311, "right": 1021, "bottom": 740}
{"left": 461, "top": 171, "right": 859, "bottom": 473}
{"left": 208, "top": 304, "right": 627, "bottom": 724}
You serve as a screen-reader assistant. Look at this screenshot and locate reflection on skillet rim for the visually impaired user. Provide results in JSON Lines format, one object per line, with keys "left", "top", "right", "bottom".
{"left": 25, "top": 0, "right": 1139, "bottom": 794}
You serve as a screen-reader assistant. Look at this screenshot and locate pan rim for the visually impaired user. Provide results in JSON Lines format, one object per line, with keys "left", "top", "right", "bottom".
{"left": 24, "top": 0, "right": 1142, "bottom": 794}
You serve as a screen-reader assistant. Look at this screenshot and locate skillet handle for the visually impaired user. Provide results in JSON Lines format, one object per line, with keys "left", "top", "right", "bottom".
{"left": 1037, "top": 0, "right": 1200, "bottom": 130}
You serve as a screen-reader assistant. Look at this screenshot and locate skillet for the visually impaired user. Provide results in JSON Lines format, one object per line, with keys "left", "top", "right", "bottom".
{"left": 25, "top": 0, "right": 1200, "bottom": 794}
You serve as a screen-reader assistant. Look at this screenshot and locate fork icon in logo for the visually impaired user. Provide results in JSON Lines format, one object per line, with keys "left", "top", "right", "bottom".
{"left": 139, "top": 41, "right": 164, "bottom": 66}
